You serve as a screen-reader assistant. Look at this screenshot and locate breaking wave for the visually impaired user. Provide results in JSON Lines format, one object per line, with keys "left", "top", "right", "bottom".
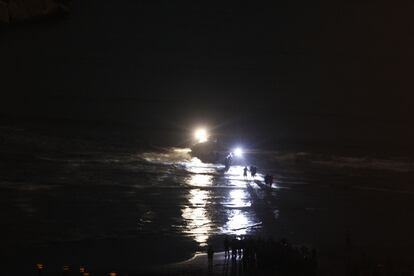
{"left": 139, "top": 147, "right": 414, "bottom": 173}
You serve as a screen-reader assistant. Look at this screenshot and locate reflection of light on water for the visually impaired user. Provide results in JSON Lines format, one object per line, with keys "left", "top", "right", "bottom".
{"left": 221, "top": 188, "right": 255, "bottom": 235}
{"left": 181, "top": 162, "right": 258, "bottom": 244}
{"left": 181, "top": 162, "right": 216, "bottom": 245}
{"left": 185, "top": 160, "right": 215, "bottom": 187}
{"left": 225, "top": 166, "right": 246, "bottom": 179}
{"left": 181, "top": 189, "right": 212, "bottom": 246}
{"left": 188, "top": 189, "right": 209, "bottom": 206}
{"left": 188, "top": 174, "right": 213, "bottom": 187}
{"left": 222, "top": 209, "right": 251, "bottom": 235}
{"left": 182, "top": 207, "right": 210, "bottom": 245}
{"left": 224, "top": 166, "right": 253, "bottom": 188}
{"left": 226, "top": 189, "right": 251, "bottom": 208}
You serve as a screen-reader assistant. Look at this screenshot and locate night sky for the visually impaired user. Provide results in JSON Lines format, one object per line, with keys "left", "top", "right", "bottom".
{"left": 1, "top": 1, "right": 413, "bottom": 150}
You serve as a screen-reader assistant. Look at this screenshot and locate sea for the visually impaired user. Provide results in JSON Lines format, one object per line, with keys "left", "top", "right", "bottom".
{"left": 1, "top": 121, "right": 414, "bottom": 275}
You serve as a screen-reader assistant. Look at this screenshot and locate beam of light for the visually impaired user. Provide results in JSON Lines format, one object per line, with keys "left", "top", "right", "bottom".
{"left": 194, "top": 128, "right": 208, "bottom": 143}
{"left": 233, "top": 147, "right": 243, "bottom": 157}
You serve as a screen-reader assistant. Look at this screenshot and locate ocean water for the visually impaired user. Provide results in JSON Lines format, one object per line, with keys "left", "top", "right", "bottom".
{"left": 1, "top": 138, "right": 414, "bottom": 274}
{"left": 1, "top": 148, "right": 266, "bottom": 248}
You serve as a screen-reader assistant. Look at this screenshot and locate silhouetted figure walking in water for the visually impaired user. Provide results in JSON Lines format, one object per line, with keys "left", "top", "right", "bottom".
{"left": 231, "top": 238, "right": 238, "bottom": 259}
{"left": 237, "top": 239, "right": 242, "bottom": 259}
{"left": 243, "top": 166, "right": 248, "bottom": 178}
{"left": 207, "top": 244, "right": 214, "bottom": 261}
{"left": 207, "top": 244, "right": 214, "bottom": 275}
{"left": 250, "top": 166, "right": 257, "bottom": 177}
{"left": 224, "top": 153, "right": 233, "bottom": 172}
{"left": 224, "top": 236, "right": 230, "bottom": 258}
{"left": 264, "top": 174, "right": 273, "bottom": 187}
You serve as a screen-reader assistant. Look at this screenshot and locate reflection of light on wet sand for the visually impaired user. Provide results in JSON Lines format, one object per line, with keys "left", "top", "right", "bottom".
{"left": 225, "top": 166, "right": 246, "bottom": 180}
{"left": 182, "top": 207, "right": 210, "bottom": 245}
{"left": 226, "top": 189, "right": 251, "bottom": 208}
{"left": 221, "top": 187, "right": 255, "bottom": 235}
{"left": 182, "top": 162, "right": 258, "bottom": 244}
{"left": 222, "top": 209, "right": 251, "bottom": 235}
{"left": 188, "top": 189, "right": 209, "bottom": 206}
{"left": 182, "top": 189, "right": 212, "bottom": 246}
{"left": 188, "top": 174, "right": 213, "bottom": 187}
{"left": 224, "top": 166, "right": 258, "bottom": 188}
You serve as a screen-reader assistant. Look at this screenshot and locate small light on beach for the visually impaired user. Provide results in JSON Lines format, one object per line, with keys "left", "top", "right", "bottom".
{"left": 36, "top": 263, "right": 44, "bottom": 270}
{"left": 194, "top": 128, "right": 208, "bottom": 143}
{"left": 63, "top": 265, "right": 70, "bottom": 272}
{"left": 79, "top": 266, "right": 86, "bottom": 273}
{"left": 108, "top": 272, "right": 117, "bottom": 276}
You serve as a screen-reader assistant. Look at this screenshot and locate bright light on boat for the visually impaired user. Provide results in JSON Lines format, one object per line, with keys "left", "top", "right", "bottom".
{"left": 233, "top": 147, "right": 243, "bottom": 157}
{"left": 194, "top": 128, "right": 208, "bottom": 143}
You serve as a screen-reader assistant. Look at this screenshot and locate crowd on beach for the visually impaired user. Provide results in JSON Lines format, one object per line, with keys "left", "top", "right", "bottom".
{"left": 242, "top": 165, "right": 274, "bottom": 187}
{"left": 208, "top": 235, "right": 318, "bottom": 276}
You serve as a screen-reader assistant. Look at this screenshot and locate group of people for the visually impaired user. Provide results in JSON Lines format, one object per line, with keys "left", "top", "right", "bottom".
{"left": 243, "top": 166, "right": 274, "bottom": 187}
{"left": 243, "top": 166, "right": 257, "bottom": 178}
{"left": 212, "top": 235, "right": 318, "bottom": 275}
{"left": 224, "top": 153, "right": 233, "bottom": 171}
{"left": 264, "top": 174, "right": 274, "bottom": 187}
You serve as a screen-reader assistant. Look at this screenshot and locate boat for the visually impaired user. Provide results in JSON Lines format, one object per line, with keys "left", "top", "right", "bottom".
{"left": 190, "top": 139, "right": 228, "bottom": 164}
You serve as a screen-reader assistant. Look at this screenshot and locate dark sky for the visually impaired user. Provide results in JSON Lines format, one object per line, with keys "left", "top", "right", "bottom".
{"left": 1, "top": 1, "right": 413, "bottom": 149}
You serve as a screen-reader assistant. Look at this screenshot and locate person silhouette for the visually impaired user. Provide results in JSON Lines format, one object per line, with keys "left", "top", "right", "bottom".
{"left": 207, "top": 244, "right": 214, "bottom": 261}
{"left": 250, "top": 166, "right": 257, "bottom": 177}
{"left": 224, "top": 236, "right": 230, "bottom": 258}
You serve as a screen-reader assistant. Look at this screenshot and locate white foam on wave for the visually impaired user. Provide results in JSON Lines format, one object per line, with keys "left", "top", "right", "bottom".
{"left": 140, "top": 147, "right": 193, "bottom": 164}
